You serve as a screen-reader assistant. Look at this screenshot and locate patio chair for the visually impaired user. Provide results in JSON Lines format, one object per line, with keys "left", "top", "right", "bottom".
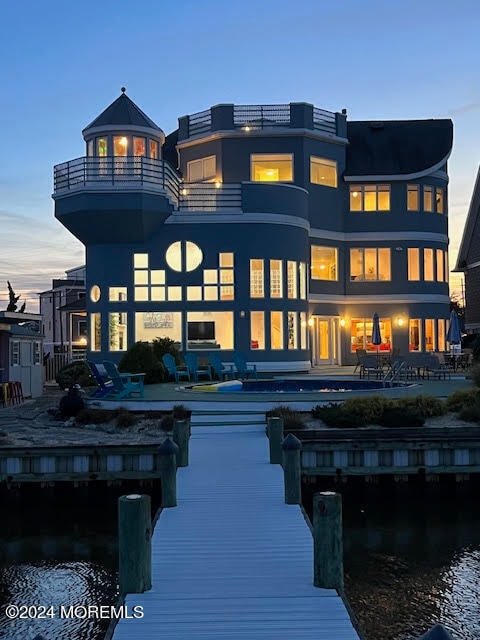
{"left": 353, "top": 349, "right": 367, "bottom": 373}
{"left": 208, "top": 352, "right": 233, "bottom": 381}
{"left": 423, "top": 354, "right": 451, "bottom": 380}
{"left": 162, "top": 354, "right": 190, "bottom": 383}
{"left": 232, "top": 352, "right": 257, "bottom": 379}
{"left": 87, "top": 360, "right": 114, "bottom": 397}
{"left": 184, "top": 352, "right": 212, "bottom": 383}
{"left": 102, "top": 361, "right": 145, "bottom": 399}
{"left": 358, "top": 354, "right": 384, "bottom": 379}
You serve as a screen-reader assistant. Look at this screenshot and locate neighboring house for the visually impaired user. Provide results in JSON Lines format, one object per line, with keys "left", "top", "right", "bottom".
{"left": 0, "top": 311, "right": 43, "bottom": 397}
{"left": 52, "top": 90, "right": 453, "bottom": 370}
{"left": 38, "top": 266, "right": 86, "bottom": 357}
{"left": 454, "top": 167, "right": 480, "bottom": 334}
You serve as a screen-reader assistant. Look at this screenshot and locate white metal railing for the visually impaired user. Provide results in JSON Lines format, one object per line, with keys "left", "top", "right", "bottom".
{"left": 313, "top": 107, "right": 337, "bottom": 135}
{"left": 179, "top": 183, "right": 242, "bottom": 211}
{"left": 233, "top": 104, "right": 291, "bottom": 129}
{"left": 187, "top": 108, "right": 212, "bottom": 136}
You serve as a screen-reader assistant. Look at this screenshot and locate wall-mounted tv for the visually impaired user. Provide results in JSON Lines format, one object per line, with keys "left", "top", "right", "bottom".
{"left": 187, "top": 321, "right": 215, "bottom": 341}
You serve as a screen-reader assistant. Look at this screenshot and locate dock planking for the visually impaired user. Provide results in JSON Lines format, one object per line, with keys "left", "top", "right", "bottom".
{"left": 112, "top": 424, "right": 359, "bottom": 640}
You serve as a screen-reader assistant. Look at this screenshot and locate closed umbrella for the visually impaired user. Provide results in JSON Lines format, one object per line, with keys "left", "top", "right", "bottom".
{"left": 372, "top": 312, "right": 382, "bottom": 362}
{"left": 446, "top": 310, "right": 462, "bottom": 349}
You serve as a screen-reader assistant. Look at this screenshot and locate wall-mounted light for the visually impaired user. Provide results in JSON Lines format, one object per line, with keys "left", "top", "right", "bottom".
{"left": 215, "top": 181, "right": 221, "bottom": 189}
{"left": 307, "top": 318, "right": 314, "bottom": 327}
{"left": 240, "top": 310, "right": 246, "bottom": 318}
{"left": 181, "top": 188, "right": 188, "bottom": 196}
{"left": 396, "top": 317, "right": 405, "bottom": 327}
{"left": 79, "top": 336, "right": 87, "bottom": 346}
{"left": 340, "top": 318, "right": 346, "bottom": 327}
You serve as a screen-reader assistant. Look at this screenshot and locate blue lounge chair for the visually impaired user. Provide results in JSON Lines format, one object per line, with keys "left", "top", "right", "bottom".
{"left": 162, "top": 354, "right": 190, "bottom": 383}
{"left": 102, "top": 361, "right": 145, "bottom": 399}
{"left": 232, "top": 352, "right": 257, "bottom": 379}
{"left": 87, "top": 360, "right": 114, "bottom": 397}
{"left": 208, "top": 352, "right": 233, "bottom": 380}
{"left": 184, "top": 353, "right": 212, "bottom": 383}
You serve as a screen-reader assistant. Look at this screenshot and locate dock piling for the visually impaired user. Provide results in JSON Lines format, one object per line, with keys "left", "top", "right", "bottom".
{"left": 313, "top": 491, "right": 344, "bottom": 589}
{"left": 118, "top": 494, "right": 152, "bottom": 595}
{"left": 282, "top": 434, "right": 302, "bottom": 504}
{"left": 267, "top": 417, "right": 284, "bottom": 464}
{"left": 158, "top": 438, "right": 179, "bottom": 507}
{"left": 173, "top": 419, "right": 189, "bottom": 467}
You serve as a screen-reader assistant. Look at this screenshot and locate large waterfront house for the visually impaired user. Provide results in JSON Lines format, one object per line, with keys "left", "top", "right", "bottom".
{"left": 53, "top": 91, "right": 453, "bottom": 371}
{"left": 454, "top": 166, "right": 480, "bottom": 334}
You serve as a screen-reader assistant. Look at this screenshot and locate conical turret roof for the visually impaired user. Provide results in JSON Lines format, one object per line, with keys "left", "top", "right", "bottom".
{"left": 82, "top": 88, "right": 163, "bottom": 134}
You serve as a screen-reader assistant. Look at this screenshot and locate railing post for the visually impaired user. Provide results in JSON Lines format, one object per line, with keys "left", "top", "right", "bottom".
{"left": 173, "top": 419, "right": 189, "bottom": 467}
{"left": 267, "top": 416, "right": 284, "bottom": 464}
{"left": 158, "top": 438, "right": 179, "bottom": 507}
{"left": 118, "top": 494, "right": 152, "bottom": 595}
{"left": 313, "top": 491, "right": 343, "bottom": 589}
{"left": 282, "top": 434, "right": 302, "bottom": 504}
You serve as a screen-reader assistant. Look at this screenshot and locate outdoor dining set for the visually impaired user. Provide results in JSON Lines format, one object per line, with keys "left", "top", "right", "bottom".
{"left": 356, "top": 349, "right": 473, "bottom": 381}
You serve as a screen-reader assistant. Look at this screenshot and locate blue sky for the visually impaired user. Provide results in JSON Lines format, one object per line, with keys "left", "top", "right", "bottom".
{"left": 1, "top": 0, "right": 479, "bottom": 311}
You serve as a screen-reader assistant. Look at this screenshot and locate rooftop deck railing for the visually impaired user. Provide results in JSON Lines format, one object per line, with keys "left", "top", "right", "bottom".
{"left": 233, "top": 103, "right": 291, "bottom": 129}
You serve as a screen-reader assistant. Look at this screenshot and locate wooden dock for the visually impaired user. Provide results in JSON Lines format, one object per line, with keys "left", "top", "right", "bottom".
{"left": 111, "top": 424, "right": 359, "bottom": 639}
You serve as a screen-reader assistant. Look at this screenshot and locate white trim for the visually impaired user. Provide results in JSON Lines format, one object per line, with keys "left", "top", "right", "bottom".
{"left": 177, "top": 128, "right": 349, "bottom": 150}
{"left": 343, "top": 154, "right": 451, "bottom": 182}
{"left": 166, "top": 212, "right": 310, "bottom": 230}
{"left": 308, "top": 293, "right": 450, "bottom": 304}
{"left": 309, "top": 228, "right": 448, "bottom": 243}
{"left": 82, "top": 124, "right": 165, "bottom": 140}
{"left": 242, "top": 181, "right": 309, "bottom": 195}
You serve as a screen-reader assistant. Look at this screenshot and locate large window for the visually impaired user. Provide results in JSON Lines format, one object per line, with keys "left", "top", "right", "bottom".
{"left": 250, "top": 259, "right": 264, "bottom": 298}
{"left": 109, "top": 287, "right": 127, "bottom": 302}
{"left": 250, "top": 311, "right": 265, "bottom": 350}
{"left": 408, "top": 248, "right": 420, "bottom": 280}
{"left": 350, "top": 248, "right": 391, "bottom": 281}
{"left": 438, "top": 319, "right": 446, "bottom": 352}
{"left": 424, "top": 248, "right": 434, "bottom": 281}
{"left": 113, "top": 136, "right": 128, "bottom": 156}
{"left": 270, "top": 260, "right": 283, "bottom": 298}
{"left": 409, "top": 319, "right": 420, "bottom": 351}
{"left": 287, "top": 261, "right": 297, "bottom": 299}
{"left": 187, "top": 311, "right": 233, "bottom": 350}
{"left": 423, "top": 186, "right": 433, "bottom": 212}
{"left": 425, "top": 319, "right": 435, "bottom": 351}
{"left": 436, "top": 249, "right": 444, "bottom": 281}
{"left": 311, "top": 246, "right": 337, "bottom": 280}
{"left": 435, "top": 187, "right": 444, "bottom": 214}
{"left": 251, "top": 154, "right": 293, "bottom": 182}
{"left": 407, "top": 185, "right": 419, "bottom": 211}
{"left": 133, "top": 137, "right": 146, "bottom": 156}
{"left": 351, "top": 318, "right": 392, "bottom": 352}
{"left": 109, "top": 312, "right": 127, "bottom": 351}
{"left": 299, "top": 263, "right": 307, "bottom": 299}
{"left": 349, "top": 185, "right": 390, "bottom": 212}
{"left": 287, "top": 312, "right": 298, "bottom": 349}
{"left": 187, "top": 156, "right": 216, "bottom": 182}
{"left": 270, "top": 311, "right": 283, "bottom": 350}
{"left": 90, "top": 313, "right": 101, "bottom": 351}
{"left": 135, "top": 312, "right": 182, "bottom": 345}
{"left": 310, "top": 156, "right": 337, "bottom": 188}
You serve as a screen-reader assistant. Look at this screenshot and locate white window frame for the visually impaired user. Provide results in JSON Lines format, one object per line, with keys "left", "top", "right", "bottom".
{"left": 187, "top": 155, "right": 216, "bottom": 182}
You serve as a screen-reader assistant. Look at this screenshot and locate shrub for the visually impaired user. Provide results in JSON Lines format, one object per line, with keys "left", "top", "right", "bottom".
{"left": 75, "top": 408, "right": 115, "bottom": 424}
{"left": 118, "top": 341, "right": 167, "bottom": 384}
{"left": 469, "top": 363, "right": 480, "bottom": 387}
{"left": 380, "top": 405, "right": 424, "bottom": 428}
{"left": 445, "top": 388, "right": 480, "bottom": 412}
{"left": 267, "top": 405, "right": 304, "bottom": 428}
{"left": 340, "top": 395, "right": 388, "bottom": 425}
{"left": 392, "top": 395, "right": 445, "bottom": 418}
{"left": 160, "top": 415, "right": 174, "bottom": 432}
{"left": 312, "top": 402, "right": 369, "bottom": 428}
{"left": 458, "top": 400, "right": 480, "bottom": 423}
{"left": 56, "top": 361, "right": 95, "bottom": 390}
{"left": 173, "top": 404, "right": 192, "bottom": 420}
{"left": 152, "top": 337, "right": 181, "bottom": 365}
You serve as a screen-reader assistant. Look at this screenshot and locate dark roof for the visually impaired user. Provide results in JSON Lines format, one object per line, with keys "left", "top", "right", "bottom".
{"left": 58, "top": 298, "right": 86, "bottom": 313}
{"left": 163, "top": 129, "right": 179, "bottom": 170}
{"left": 345, "top": 119, "right": 453, "bottom": 176}
{"left": 83, "top": 91, "right": 162, "bottom": 132}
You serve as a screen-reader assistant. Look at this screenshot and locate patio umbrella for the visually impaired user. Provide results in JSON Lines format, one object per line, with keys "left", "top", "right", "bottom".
{"left": 371, "top": 312, "right": 382, "bottom": 362}
{"left": 446, "top": 310, "right": 462, "bottom": 348}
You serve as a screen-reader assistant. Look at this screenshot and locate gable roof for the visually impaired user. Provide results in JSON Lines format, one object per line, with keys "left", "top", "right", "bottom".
{"left": 454, "top": 165, "right": 480, "bottom": 271}
{"left": 83, "top": 91, "right": 162, "bottom": 133}
{"left": 345, "top": 119, "right": 453, "bottom": 177}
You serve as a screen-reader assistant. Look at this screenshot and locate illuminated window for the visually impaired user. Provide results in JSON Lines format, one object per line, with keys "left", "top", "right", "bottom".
{"left": 187, "top": 311, "right": 234, "bottom": 349}
{"left": 270, "top": 260, "right": 283, "bottom": 298}
{"left": 436, "top": 249, "right": 444, "bottom": 281}
{"left": 96, "top": 138, "right": 107, "bottom": 156}
{"left": 133, "top": 137, "right": 146, "bottom": 156}
{"left": 251, "top": 154, "right": 293, "bottom": 182}
{"left": 435, "top": 187, "right": 444, "bottom": 214}
{"left": 351, "top": 318, "right": 392, "bottom": 353}
{"left": 425, "top": 319, "right": 435, "bottom": 351}
{"left": 134, "top": 254, "right": 148, "bottom": 269}
{"left": 220, "top": 253, "right": 234, "bottom": 268}
{"left": 270, "top": 311, "right": 283, "bottom": 349}
{"left": 151, "top": 287, "right": 165, "bottom": 301}
{"left": 204, "top": 270, "right": 218, "bottom": 285}
{"left": 90, "top": 313, "right": 101, "bottom": 351}
{"left": 438, "top": 319, "right": 446, "bottom": 351}
{"left": 409, "top": 319, "right": 421, "bottom": 351}
{"left": 250, "top": 311, "right": 265, "bottom": 350}
{"left": 311, "top": 246, "right": 337, "bottom": 280}
{"left": 134, "top": 287, "right": 149, "bottom": 301}
{"left": 408, "top": 248, "right": 420, "bottom": 281}
{"left": 423, "top": 186, "right": 433, "bottom": 212}
{"left": 287, "top": 261, "right": 297, "bottom": 298}
{"left": 87, "top": 140, "right": 94, "bottom": 157}
{"left": 407, "top": 185, "right": 419, "bottom": 211}
{"left": 204, "top": 286, "right": 218, "bottom": 301}
{"left": 167, "top": 287, "right": 182, "bottom": 301}
{"left": 300, "top": 312, "right": 307, "bottom": 349}
{"left": 113, "top": 136, "right": 128, "bottom": 156}
{"left": 135, "top": 312, "right": 181, "bottom": 344}
{"left": 187, "top": 286, "right": 202, "bottom": 301}
{"left": 166, "top": 241, "right": 203, "bottom": 272}
{"left": 109, "top": 287, "right": 127, "bottom": 302}
{"left": 350, "top": 185, "right": 390, "bottom": 212}
{"left": 109, "top": 312, "right": 127, "bottom": 351}
{"left": 310, "top": 157, "right": 337, "bottom": 188}
{"left": 444, "top": 251, "right": 449, "bottom": 284}
{"left": 149, "top": 140, "right": 159, "bottom": 159}
{"left": 250, "top": 259, "right": 264, "bottom": 298}
{"left": 134, "top": 270, "right": 149, "bottom": 285}
{"left": 299, "top": 263, "right": 307, "bottom": 299}
{"left": 185, "top": 242, "right": 203, "bottom": 271}
{"left": 90, "top": 285, "right": 101, "bottom": 302}
{"left": 187, "top": 156, "right": 216, "bottom": 182}
{"left": 166, "top": 242, "right": 181, "bottom": 272}
{"left": 350, "top": 248, "right": 391, "bottom": 281}
{"left": 150, "top": 270, "right": 165, "bottom": 285}
{"left": 424, "top": 248, "right": 434, "bottom": 281}
{"left": 287, "top": 312, "right": 298, "bottom": 349}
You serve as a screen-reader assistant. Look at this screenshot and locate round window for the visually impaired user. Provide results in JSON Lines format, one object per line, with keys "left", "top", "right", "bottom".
{"left": 90, "top": 285, "right": 101, "bottom": 302}
{"left": 165, "top": 241, "right": 203, "bottom": 272}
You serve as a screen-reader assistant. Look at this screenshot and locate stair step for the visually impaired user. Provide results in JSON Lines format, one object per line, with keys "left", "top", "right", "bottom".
{"left": 191, "top": 413, "right": 265, "bottom": 425}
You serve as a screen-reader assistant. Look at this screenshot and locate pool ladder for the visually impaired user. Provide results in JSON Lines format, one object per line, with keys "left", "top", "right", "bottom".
{"left": 382, "top": 360, "right": 406, "bottom": 386}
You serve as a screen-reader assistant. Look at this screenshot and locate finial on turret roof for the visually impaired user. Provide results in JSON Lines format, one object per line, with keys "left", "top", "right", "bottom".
{"left": 121, "top": 86, "right": 126, "bottom": 93}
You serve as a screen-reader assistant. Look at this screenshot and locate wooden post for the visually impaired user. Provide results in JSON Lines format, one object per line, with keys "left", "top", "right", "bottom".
{"left": 173, "top": 419, "right": 189, "bottom": 467}
{"left": 268, "top": 417, "right": 284, "bottom": 464}
{"left": 158, "top": 438, "right": 179, "bottom": 507}
{"left": 313, "top": 491, "right": 344, "bottom": 589}
{"left": 282, "top": 433, "right": 302, "bottom": 504}
{"left": 118, "top": 494, "right": 152, "bottom": 595}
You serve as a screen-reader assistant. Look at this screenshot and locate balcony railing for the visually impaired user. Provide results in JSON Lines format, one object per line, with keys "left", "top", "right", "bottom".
{"left": 53, "top": 156, "right": 181, "bottom": 205}
{"left": 179, "top": 183, "right": 242, "bottom": 211}
{"left": 233, "top": 104, "right": 291, "bottom": 129}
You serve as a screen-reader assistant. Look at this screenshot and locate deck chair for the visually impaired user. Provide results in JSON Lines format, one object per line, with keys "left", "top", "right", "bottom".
{"left": 102, "top": 361, "right": 144, "bottom": 399}
{"left": 162, "top": 354, "right": 190, "bottom": 383}
{"left": 184, "top": 353, "right": 212, "bottom": 383}
{"left": 232, "top": 352, "right": 257, "bottom": 379}
{"left": 208, "top": 352, "right": 233, "bottom": 381}
{"left": 87, "top": 360, "right": 114, "bottom": 397}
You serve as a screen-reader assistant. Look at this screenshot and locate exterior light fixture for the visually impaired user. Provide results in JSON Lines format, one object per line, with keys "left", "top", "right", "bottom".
{"left": 79, "top": 336, "right": 87, "bottom": 346}
{"left": 340, "top": 318, "right": 346, "bottom": 327}
{"left": 243, "top": 125, "right": 251, "bottom": 132}
{"left": 397, "top": 317, "right": 404, "bottom": 327}
{"left": 307, "top": 318, "right": 314, "bottom": 327}
{"left": 181, "top": 188, "right": 188, "bottom": 196}
{"left": 215, "top": 181, "right": 221, "bottom": 189}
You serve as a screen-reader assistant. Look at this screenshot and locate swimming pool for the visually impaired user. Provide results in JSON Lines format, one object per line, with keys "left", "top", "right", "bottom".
{"left": 190, "top": 378, "right": 412, "bottom": 393}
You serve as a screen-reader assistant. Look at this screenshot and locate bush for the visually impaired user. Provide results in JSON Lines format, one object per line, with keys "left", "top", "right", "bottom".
{"left": 392, "top": 395, "right": 445, "bottom": 418}
{"left": 469, "top": 363, "right": 480, "bottom": 387}
{"left": 152, "top": 337, "right": 181, "bottom": 365}
{"left": 446, "top": 388, "right": 480, "bottom": 412}
{"left": 56, "top": 361, "right": 94, "bottom": 390}
{"left": 118, "top": 341, "right": 167, "bottom": 384}
{"left": 380, "top": 405, "right": 424, "bottom": 428}
{"left": 458, "top": 400, "right": 480, "bottom": 423}
{"left": 173, "top": 404, "right": 192, "bottom": 420}
{"left": 160, "top": 415, "right": 174, "bottom": 432}
{"left": 266, "top": 405, "right": 304, "bottom": 428}
{"left": 312, "top": 402, "right": 369, "bottom": 428}
{"left": 340, "top": 396, "right": 388, "bottom": 425}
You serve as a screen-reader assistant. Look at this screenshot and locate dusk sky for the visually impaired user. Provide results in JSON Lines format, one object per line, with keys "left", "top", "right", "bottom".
{"left": 1, "top": 0, "right": 479, "bottom": 311}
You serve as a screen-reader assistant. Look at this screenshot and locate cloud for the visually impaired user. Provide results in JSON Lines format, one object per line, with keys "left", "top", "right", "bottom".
{"left": 443, "top": 102, "right": 480, "bottom": 117}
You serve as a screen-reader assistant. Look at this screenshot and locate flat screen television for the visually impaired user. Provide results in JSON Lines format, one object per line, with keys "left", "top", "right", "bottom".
{"left": 187, "top": 321, "right": 215, "bottom": 341}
